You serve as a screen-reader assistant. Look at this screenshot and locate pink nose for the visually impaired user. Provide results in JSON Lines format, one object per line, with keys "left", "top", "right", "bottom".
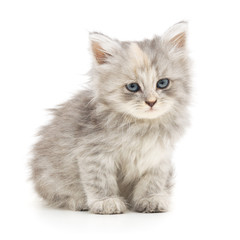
{"left": 145, "top": 100, "right": 157, "bottom": 107}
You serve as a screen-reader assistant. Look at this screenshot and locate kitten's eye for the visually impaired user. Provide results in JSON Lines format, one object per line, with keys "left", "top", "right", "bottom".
{"left": 157, "top": 78, "right": 169, "bottom": 89}
{"left": 126, "top": 83, "right": 140, "bottom": 92}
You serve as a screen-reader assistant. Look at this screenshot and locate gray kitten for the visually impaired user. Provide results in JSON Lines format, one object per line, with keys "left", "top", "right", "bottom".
{"left": 30, "top": 22, "right": 191, "bottom": 214}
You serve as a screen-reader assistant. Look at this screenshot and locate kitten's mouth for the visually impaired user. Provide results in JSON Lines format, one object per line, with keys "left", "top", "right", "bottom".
{"left": 145, "top": 108, "right": 156, "bottom": 112}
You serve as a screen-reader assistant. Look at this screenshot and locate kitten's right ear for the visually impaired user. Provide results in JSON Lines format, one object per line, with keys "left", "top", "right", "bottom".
{"left": 89, "top": 32, "right": 120, "bottom": 65}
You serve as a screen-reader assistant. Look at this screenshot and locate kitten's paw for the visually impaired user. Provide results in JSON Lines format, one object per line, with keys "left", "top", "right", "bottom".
{"left": 63, "top": 198, "right": 89, "bottom": 211}
{"left": 68, "top": 198, "right": 89, "bottom": 211}
{"left": 134, "top": 194, "right": 170, "bottom": 213}
{"left": 90, "top": 197, "right": 127, "bottom": 214}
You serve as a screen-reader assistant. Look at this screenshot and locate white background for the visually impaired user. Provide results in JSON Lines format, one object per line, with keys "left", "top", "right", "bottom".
{"left": 0, "top": 0, "right": 240, "bottom": 239}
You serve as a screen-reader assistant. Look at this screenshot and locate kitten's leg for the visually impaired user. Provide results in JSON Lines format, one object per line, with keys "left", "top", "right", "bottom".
{"left": 132, "top": 166, "right": 173, "bottom": 213}
{"left": 47, "top": 194, "right": 89, "bottom": 211}
{"left": 79, "top": 155, "right": 126, "bottom": 214}
{"left": 34, "top": 174, "right": 89, "bottom": 211}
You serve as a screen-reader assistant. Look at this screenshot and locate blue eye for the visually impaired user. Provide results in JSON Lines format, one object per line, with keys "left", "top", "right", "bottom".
{"left": 126, "top": 83, "right": 140, "bottom": 92}
{"left": 157, "top": 78, "right": 169, "bottom": 89}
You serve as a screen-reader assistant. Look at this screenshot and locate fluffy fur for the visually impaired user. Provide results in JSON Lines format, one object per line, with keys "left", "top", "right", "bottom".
{"left": 30, "top": 22, "right": 191, "bottom": 214}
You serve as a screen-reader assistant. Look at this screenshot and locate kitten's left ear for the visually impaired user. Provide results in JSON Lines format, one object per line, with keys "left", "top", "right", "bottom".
{"left": 89, "top": 32, "right": 121, "bottom": 65}
{"left": 162, "top": 21, "right": 188, "bottom": 50}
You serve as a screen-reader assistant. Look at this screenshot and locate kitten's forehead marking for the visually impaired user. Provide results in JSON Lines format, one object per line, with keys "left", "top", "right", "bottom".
{"left": 129, "top": 43, "right": 157, "bottom": 92}
{"left": 129, "top": 43, "right": 150, "bottom": 72}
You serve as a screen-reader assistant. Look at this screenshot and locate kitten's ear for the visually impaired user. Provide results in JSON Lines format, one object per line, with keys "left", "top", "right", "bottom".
{"left": 162, "top": 21, "right": 188, "bottom": 50}
{"left": 89, "top": 32, "right": 120, "bottom": 64}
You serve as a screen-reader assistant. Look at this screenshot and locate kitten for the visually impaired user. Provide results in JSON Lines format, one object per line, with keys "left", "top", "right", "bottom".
{"left": 30, "top": 22, "right": 191, "bottom": 214}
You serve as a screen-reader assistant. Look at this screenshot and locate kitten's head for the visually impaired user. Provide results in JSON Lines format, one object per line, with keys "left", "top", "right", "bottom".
{"left": 89, "top": 22, "right": 191, "bottom": 120}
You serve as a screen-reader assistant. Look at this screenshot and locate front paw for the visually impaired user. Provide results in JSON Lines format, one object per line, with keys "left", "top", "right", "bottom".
{"left": 90, "top": 197, "right": 127, "bottom": 214}
{"left": 134, "top": 194, "right": 170, "bottom": 213}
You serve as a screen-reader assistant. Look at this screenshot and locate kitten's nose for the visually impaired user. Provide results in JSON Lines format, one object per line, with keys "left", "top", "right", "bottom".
{"left": 145, "top": 100, "right": 157, "bottom": 107}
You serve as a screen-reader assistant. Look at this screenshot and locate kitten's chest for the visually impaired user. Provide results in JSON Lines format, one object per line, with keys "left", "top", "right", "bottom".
{"left": 117, "top": 129, "right": 172, "bottom": 181}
